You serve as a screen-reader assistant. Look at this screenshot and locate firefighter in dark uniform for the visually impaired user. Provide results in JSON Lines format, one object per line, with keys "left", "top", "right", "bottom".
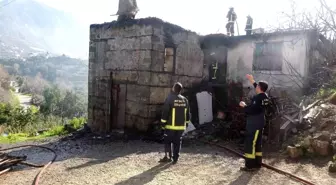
{"left": 159, "top": 82, "right": 191, "bottom": 164}
{"left": 239, "top": 74, "right": 269, "bottom": 171}
{"left": 226, "top": 7, "right": 237, "bottom": 36}
{"left": 245, "top": 15, "right": 253, "bottom": 35}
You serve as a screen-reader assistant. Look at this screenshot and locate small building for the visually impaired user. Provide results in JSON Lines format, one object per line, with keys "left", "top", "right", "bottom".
{"left": 88, "top": 18, "right": 204, "bottom": 133}
{"left": 88, "top": 17, "right": 323, "bottom": 133}
{"left": 225, "top": 30, "right": 322, "bottom": 95}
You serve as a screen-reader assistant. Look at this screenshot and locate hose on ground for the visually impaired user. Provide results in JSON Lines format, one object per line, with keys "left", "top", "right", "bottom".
{"left": 0, "top": 145, "right": 57, "bottom": 185}
{"left": 198, "top": 139, "right": 316, "bottom": 185}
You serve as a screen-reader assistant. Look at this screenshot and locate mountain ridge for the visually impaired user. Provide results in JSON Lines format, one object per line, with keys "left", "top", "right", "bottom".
{"left": 0, "top": 0, "right": 88, "bottom": 59}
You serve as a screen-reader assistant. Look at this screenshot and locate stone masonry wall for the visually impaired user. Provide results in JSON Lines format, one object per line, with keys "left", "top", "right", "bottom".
{"left": 88, "top": 19, "right": 204, "bottom": 133}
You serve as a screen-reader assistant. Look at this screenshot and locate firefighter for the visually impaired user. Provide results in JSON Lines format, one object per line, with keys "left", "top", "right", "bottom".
{"left": 159, "top": 82, "right": 191, "bottom": 164}
{"left": 239, "top": 74, "right": 269, "bottom": 171}
{"left": 245, "top": 15, "right": 253, "bottom": 35}
{"left": 226, "top": 7, "right": 237, "bottom": 36}
{"left": 116, "top": 0, "right": 139, "bottom": 21}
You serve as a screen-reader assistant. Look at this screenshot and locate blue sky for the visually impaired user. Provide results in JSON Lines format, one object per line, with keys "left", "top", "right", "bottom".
{"left": 36, "top": 0, "right": 335, "bottom": 35}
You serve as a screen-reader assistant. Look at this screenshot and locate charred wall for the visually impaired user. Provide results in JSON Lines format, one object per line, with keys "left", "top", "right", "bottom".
{"left": 88, "top": 18, "right": 204, "bottom": 133}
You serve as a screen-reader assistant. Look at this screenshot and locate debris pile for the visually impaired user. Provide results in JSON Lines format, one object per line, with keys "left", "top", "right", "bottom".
{"left": 283, "top": 92, "right": 336, "bottom": 172}
{"left": 0, "top": 153, "right": 26, "bottom": 175}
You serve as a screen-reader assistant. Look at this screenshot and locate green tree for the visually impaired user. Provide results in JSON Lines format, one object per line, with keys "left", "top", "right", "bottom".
{"left": 40, "top": 85, "right": 62, "bottom": 115}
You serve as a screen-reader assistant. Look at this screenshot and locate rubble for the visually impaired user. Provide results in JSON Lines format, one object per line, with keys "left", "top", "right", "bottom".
{"left": 287, "top": 145, "right": 303, "bottom": 158}
{"left": 328, "top": 162, "right": 336, "bottom": 173}
{"left": 312, "top": 139, "right": 330, "bottom": 156}
{"left": 282, "top": 91, "right": 336, "bottom": 161}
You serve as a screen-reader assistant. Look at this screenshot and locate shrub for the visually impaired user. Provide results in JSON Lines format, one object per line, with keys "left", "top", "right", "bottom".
{"left": 68, "top": 117, "right": 86, "bottom": 130}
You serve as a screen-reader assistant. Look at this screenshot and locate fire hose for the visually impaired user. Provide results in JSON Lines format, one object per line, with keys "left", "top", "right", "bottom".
{"left": 197, "top": 139, "right": 316, "bottom": 185}
{"left": 0, "top": 145, "right": 57, "bottom": 185}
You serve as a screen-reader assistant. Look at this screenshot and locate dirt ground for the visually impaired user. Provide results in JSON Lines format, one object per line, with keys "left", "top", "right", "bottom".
{"left": 0, "top": 138, "right": 335, "bottom": 185}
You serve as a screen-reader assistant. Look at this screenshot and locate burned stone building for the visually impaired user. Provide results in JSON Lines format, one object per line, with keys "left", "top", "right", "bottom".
{"left": 88, "top": 18, "right": 205, "bottom": 133}
{"left": 88, "top": 17, "right": 323, "bottom": 134}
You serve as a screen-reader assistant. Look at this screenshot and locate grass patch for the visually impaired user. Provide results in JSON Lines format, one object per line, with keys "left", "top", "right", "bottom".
{"left": 0, "top": 125, "right": 68, "bottom": 143}
{"left": 315, "top": 87, "right": 336, "bottom": 100}
{"left": 0, "top": 117, "right": 87, "bottom": 144}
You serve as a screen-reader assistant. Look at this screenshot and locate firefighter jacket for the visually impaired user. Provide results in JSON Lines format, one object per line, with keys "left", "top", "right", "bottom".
{"left": 227, "top": 11, "right": 237, "bottom": 22}
{"left": 244, "top": 83, "right": 269, "bottom": 131}
{"left": 245, "top": 17, "right": 253, "bottom": 30}
{"left": 161, "top": 92, "right": 191, "bottom": 131}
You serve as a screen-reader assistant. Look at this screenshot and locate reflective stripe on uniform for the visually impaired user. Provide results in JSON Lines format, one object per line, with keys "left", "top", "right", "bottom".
{"left": 172, "top": 108, "right": 175, "bottom": 126}
{"left": 165, "top": 107, "right": 186, "bottom": 130}
{"left": 256, "top": 152, "right": 262, "bottom": 157}
{"left": 244, "top": 130, "right": 260, "bottom": 159}
{"left": 165, "top": 125, "right": 186, "bottom": 130}
{"left": 161, "top": 119, "right": 167, "bottom": 123}
{"left": 184, "top": 108, "right": 187, "bottom": 123}
{"left": 212, "top": 62, "right": 218, "bottom": 79}
{"left": 245, "top": 153, "right": 255, "bottom": 159}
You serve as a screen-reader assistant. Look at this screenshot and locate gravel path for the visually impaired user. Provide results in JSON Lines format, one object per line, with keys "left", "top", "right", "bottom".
{"left": 1, "top": 138, "right": 335, "bottom": 185}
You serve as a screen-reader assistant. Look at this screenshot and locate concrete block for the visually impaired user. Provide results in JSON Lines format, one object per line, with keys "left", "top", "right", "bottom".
{"left": 95, "top": 80, "right": 108, "bottom": 98}
{"left": 95, "top": 41, "right": 107, "bottom": 64}
{"left": 138, "top": 51, "right": 152, "bottom": 71}
{"left": 125, "top": 114, "right": 151, "bottom": 131}
{"left": 89, "top": 41, "right": 96, "bottom": 52}
{"left": 151, "top": 51, "right": 165, "bottom": 72}
{"left": 149, "top": 87, "right": 171, "bottom": 104}
{"left": 175, "top": 44, "right": 204, "bottom": 76}
{"left": 150, "top": 72, "right": 172, "bottom": 86}
{"left": 107, "top": 37, "right": 141, "bottom": 51}
{"left": 94, "top": 97, "right": 108, "bottom": 110}
{"left": 125, "top": 101, "right": 149, "bottom": 117}
{"left": 88, "top": 82, "right": 93, "bottom": 96}
{"left": 148, "top": 105, "right": 162, "bottom": 118}
{"left": 127, "top": 84, "right": 150, "bottom": 103}
{"left": 153, "top": 27, "right": 164, "bottom": 37}
{"left": 152, "top": 35, "right": 165, "bottom": 51}
{"left": 89, "top": 52, "right": 95, "bottom": 60}
{"left": 140, "top": 36, "right": 152, "bottom": 50}
{"left": 98, "top": 25, "right": 154, "bottom": 39}
{"left": 90, "top": 26, "right": 100, "bottom": 40}
{"left": 105, "top": 50, "right": 151, "bottom": 70}
{"left": 172, "top": 76, "right": 202, "bottom": 88}
{"left": 112, "top": 71, "right": 151, "bottom": 85}
{"left": 88, "top": 108, "right": 93, "bottom": 120}
{"left": 96, "top": 70, "right": 109, "bottom": 78}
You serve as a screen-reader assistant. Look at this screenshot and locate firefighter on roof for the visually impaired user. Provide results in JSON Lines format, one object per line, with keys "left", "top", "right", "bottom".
{"left": 226, "top": 7, "right": 237, "bottom": 36}
{"left": 245, "top": 15, "right": 253, "bottom": 35}
{"left": 159, "top": 82, "right": 191, "bottom": 164}
{"left": 239, "top": 74, "right": 269, "bottom": 171}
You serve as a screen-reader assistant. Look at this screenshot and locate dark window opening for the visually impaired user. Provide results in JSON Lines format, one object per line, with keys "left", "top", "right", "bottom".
{"left": 164, "top": 47, "right": 175, "bottom": 72}
{"left": 253, "top": 42, "right": 283, "bottom": 71}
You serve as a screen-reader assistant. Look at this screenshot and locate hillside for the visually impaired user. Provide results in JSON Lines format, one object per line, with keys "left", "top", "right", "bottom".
{"left": 0, "top": 54, "right": 88, "bottom": 92}
{"left": 0, "top": 0, "right": 88, "bottom": 59}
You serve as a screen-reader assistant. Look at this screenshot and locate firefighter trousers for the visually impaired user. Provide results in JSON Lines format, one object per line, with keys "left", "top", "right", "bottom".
{"left": 244, "top": 129, "right": 263, "bottom": 168}
{"left": 164, "top": 129, "right": 184, "bottom": 161}
{"left": 226, "top": 22, "right": 235, "bottom": 36}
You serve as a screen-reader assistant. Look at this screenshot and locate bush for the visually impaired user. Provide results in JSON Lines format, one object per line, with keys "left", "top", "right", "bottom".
{"left": 0, "top": 103, "right": 39, "bottom": 133}
{"left": 10, "top": 91, "right": 20, "bottom": 106}
{"left": 68, "top": 117, "right": 86, "bottom": 130}
{"left": 31, "top": 94, "right": 44, "bottom": 106}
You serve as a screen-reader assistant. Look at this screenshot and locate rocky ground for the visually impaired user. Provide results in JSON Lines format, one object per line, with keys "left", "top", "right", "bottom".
{"left": 0, "top": 137, "right": 335, "bottom": 185}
